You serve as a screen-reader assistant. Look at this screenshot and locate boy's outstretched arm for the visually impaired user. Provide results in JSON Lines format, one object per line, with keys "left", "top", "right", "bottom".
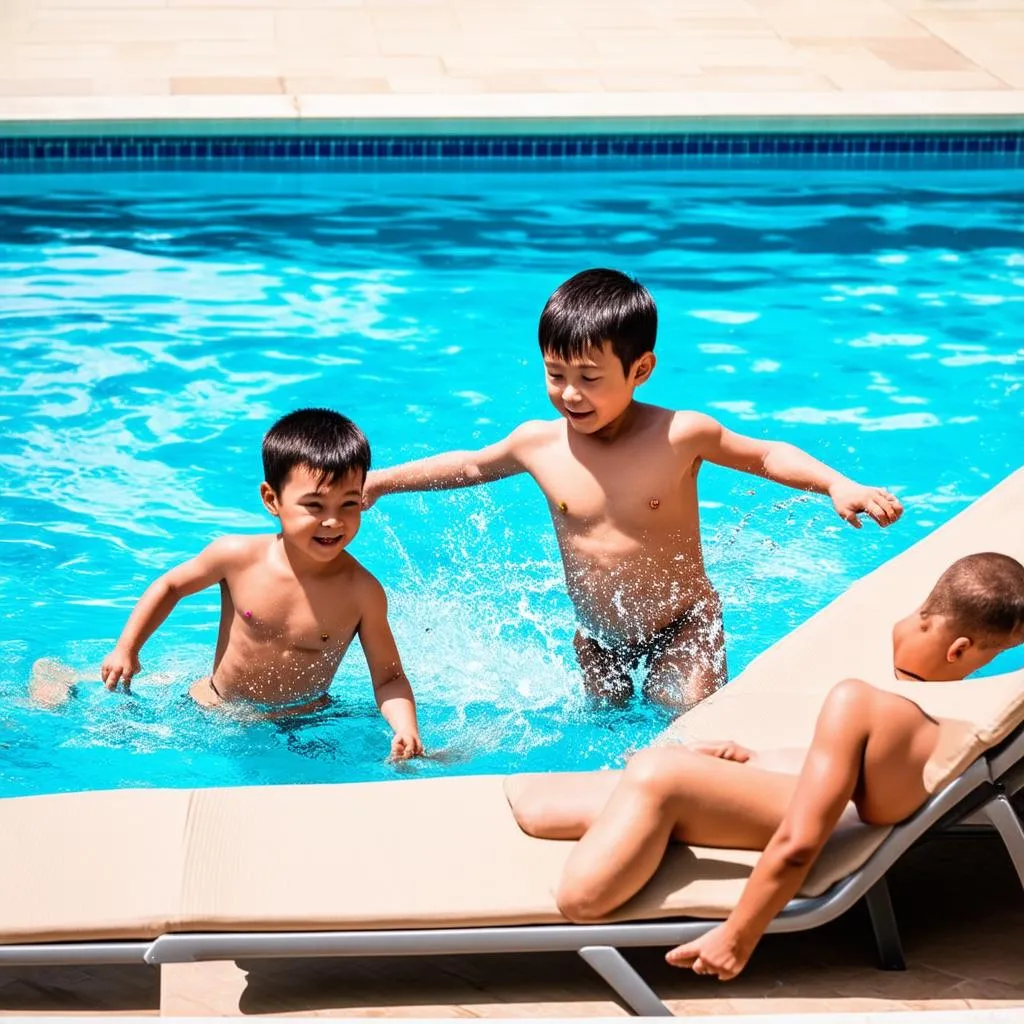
{"left": 684, "top": 413, "right": 902, "bottom": 528}
{"left": 100, "top": 537, "right": 241, "bottom": 691}
{"left": 362, "top": 421, "right": 546, "bottom": 508}
{"left": 667, "top": 679, "right": 871, "bottom": 980}
{"left": 357, "top": 577, "right": 423, "bottom": 760}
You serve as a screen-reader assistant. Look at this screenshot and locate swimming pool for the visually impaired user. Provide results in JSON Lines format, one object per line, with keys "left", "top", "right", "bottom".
{"left": 1, "top": 154, "right": 1022, "bottom": 796}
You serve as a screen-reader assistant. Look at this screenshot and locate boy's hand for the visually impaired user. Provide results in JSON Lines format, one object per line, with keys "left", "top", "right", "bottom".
{"left": 100, "top": 648, "right": 140, "bottom": 692}
{"left": 689, "top": 740, "right": 753, "bottom": 763}
{"left": 361, "top": 471, "right": 382, "bottom": 510}
{"left": 390, "top": 731, "right": 424, "bottom": 760}
{"left": 666, "top": 922, "right": 755, "bottom": 981}
{"left": 828, "top": 481, "right": 902, "bottom": 529}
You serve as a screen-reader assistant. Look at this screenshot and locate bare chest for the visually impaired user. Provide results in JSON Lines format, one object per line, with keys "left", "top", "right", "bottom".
{"left": 225, "top": 570, "right": 360, "bottom": 653}
{"left": 530, "top": 443, "right": 696, "bottom": 528}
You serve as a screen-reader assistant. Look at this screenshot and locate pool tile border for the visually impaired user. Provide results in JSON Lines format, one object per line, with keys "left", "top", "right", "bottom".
{"left": 1, "top": 130, "right": 1023, "bottom": 169}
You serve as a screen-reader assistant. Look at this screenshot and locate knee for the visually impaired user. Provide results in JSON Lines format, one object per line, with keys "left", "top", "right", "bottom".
{"left": 623, "top": 747, "right": 691, "bottom": 797}
{"left": 555, "top": 877, "right": 611, "bottom": 924}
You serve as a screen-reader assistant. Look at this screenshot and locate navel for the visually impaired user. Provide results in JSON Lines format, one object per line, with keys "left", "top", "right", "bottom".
{"left": 649, "top": 498, "right": 661, "bottom": 510}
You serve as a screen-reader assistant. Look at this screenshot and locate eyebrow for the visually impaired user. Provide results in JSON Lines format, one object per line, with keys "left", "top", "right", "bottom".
{"left": 299, "top": 490, "right": 362, "bottom": 499}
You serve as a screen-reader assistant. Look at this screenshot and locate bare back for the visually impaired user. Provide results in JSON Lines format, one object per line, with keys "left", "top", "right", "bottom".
{"left": 517, "top": 405, "right": 715, "bottom": 643}
{"left": 208, "top": 534, "right": 373, "bottom": 707}
{"left": 850, "top": 686, "right": 938, "bottom": 825}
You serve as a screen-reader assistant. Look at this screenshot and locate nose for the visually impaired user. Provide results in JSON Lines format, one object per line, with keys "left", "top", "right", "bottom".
{"left": 561, "top": 384, "right": 581, "bottom": 404}
{"left": 321, "top": 514, "right": 341, "bottom": 529}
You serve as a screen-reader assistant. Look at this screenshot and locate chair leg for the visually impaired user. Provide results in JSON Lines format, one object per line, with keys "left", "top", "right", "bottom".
{"left": 864, "top": 876, "right": 906, "bottom": 971}
{"left": 981, "top": 793, "right": 1024, "bottom": 889}
{"left": 578, "top": 945, "right": 673, "bottom": 1017}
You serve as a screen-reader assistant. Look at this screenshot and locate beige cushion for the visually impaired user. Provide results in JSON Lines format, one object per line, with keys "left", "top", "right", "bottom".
{"left": 0, "top": 774, "right": 898, "bottom": 943}
{"left": 1, "top": 468, "right": 1022, "bottom": 943}
{"left": 0, "top": 789, "right": 189, "bottom": 943}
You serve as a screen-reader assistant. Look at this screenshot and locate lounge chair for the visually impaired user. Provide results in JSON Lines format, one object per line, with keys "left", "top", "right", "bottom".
{"left": 2, "top": 468, "right": 1022, "bottom": 1017}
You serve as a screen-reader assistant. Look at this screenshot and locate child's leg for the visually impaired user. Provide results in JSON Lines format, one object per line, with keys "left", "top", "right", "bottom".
{"left": 509, "top": 770, "right": 623, "bottom": 839}
{"left": 556, "top": 747, "right": 796, "bottom": 922}
{"left": 642, "top": 597, "right": 727, "bottom": 711}
{"left": 28, "top": 658, "right": 81, "bottom": 708}
{"left": 664, "top": 680, "right": 937, "bottom": 977}
{"left": 573, "top": 631, "right": 635, "bottom": 704}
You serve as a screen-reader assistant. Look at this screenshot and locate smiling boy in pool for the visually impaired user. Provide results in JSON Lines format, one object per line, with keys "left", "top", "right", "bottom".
{"left": 363, "top": 268, "right": 903, "bottom": 711}
{"left": 77, "top": 408, "right": 421, "bottom": 758}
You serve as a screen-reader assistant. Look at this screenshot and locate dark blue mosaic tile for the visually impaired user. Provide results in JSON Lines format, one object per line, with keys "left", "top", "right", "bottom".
{"left": 1, "top": 132, "right": 1023, "bottom": 169}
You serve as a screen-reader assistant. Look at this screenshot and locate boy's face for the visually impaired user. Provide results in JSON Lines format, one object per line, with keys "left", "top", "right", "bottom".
{"left": 892, "top": 611, "right": 1023, "bottom": 681}
{"left": 260, "top": 464, "right": 364, "bottom": 563}
{"left": 543, "top": 341, "right": 654, "bottom": 435}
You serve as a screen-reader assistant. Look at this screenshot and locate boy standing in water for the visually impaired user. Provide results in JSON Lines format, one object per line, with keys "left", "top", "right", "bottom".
{"left": 91, "top": 408, "right": 423, "bottom": 758}
{"left": 364, "top": 269, "right": 903, "bottom": 711}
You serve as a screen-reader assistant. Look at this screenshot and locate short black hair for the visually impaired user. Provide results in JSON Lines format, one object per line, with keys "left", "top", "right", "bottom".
{"left": 539, "top": 268, "right": 657, "bottom": 375}
{"left": 922, "top": 552, "right": 1024, "bottom": 644}
{"left": 262, "top": 408, "right": 371, "bottom": 494}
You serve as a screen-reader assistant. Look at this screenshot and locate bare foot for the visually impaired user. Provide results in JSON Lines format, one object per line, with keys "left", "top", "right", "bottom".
{"left": 29, "top": 658, "right": 81, "bottom": 709}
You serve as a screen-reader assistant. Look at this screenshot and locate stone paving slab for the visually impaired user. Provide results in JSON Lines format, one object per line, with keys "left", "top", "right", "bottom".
{"left": 3, "top": 0, "right": 1024, "bottom": 124}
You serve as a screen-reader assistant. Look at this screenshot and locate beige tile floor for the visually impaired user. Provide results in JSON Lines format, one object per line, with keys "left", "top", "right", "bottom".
{"left": 1, "top": 833, "right": 1021, "bottom": 1017}
{"left": 3, "top": 0, "right": 1024, "bottom": 123}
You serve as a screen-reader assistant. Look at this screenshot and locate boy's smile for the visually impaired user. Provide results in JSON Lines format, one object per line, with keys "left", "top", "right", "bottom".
{"left": 544, "top": 341, "right": 654, "bottom": 438}
{"left": 261, "top": 465, "right": 364, "bottom": 565}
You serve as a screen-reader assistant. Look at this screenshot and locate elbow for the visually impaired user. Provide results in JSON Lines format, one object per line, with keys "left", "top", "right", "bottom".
{"left": 461, "top": 452, "right": 492, "bottom": 485}
{"left": 375, "top": 671, "right": 412, "bottom": 701}
{"left": 152, "top": 577, "right": 180, "bottom": 602}
{"left": 771, "top": 831, "right": 822, "bottom": 871}
{"left": 778, "top": 845, "right": 817, "bottom": 871}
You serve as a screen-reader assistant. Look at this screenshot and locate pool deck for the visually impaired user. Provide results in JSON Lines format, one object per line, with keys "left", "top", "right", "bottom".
{"left": 2, "top": 0, "right": 1024, "bottom": 129}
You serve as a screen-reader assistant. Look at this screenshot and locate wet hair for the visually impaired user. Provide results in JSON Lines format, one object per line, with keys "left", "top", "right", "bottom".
{"left": 922, "top": 552, "right": 1024, "bottom": 643}
{"left": 538, "top": 268, "right": 657, "bottom": 375}
{"left": 262, "top": 408, "right": 371, "bottom": 494}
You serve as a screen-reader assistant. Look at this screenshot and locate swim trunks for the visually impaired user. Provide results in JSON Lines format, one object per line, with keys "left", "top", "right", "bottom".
{"left": 573, "top": 598, "right": 726, "bottom": 708}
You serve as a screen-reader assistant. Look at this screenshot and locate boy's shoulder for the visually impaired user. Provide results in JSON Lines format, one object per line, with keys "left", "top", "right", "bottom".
{"left": 661, "top": 408, "right": 724, "bottom": 444}
{"left": 507, "top": 418, "right": 563, "bottom": 446}
{"left": 334, "top": 551, "right": 383, "bottom": 590}
{"left": 340, "top": 556, "right": 392, "bottom": 610}
{"left": 203, "top": 533, "right": 274, "bottom": 564}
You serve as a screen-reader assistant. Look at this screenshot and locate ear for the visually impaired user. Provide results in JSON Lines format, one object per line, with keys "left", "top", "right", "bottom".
{"left": 260, "top": 482, "right": 281, "bottom": 518}
{"left": 631, "top": 352, "right": 656, "bottom": 385}
{"left": 946, "top": 636, "right": 973, "bottom": 663}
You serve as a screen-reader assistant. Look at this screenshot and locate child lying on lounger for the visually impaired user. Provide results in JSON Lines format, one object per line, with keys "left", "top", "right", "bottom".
{"left": 510, "top": 552, "right": 1024, "bottom": 979}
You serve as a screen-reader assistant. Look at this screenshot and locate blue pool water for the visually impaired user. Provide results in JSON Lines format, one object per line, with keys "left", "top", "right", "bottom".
{"left": 0, "top": 166, "right": 1022, "bottom": 797}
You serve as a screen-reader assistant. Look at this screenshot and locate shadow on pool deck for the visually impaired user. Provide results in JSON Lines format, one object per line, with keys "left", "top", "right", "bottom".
{"left": 1, "top": 831, "right": 1020, "bottom": 1017}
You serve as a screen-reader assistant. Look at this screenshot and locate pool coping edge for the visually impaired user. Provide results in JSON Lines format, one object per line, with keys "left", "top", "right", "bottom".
{"left": 2, "top": 90, "right": 1024, "bottom": 136}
